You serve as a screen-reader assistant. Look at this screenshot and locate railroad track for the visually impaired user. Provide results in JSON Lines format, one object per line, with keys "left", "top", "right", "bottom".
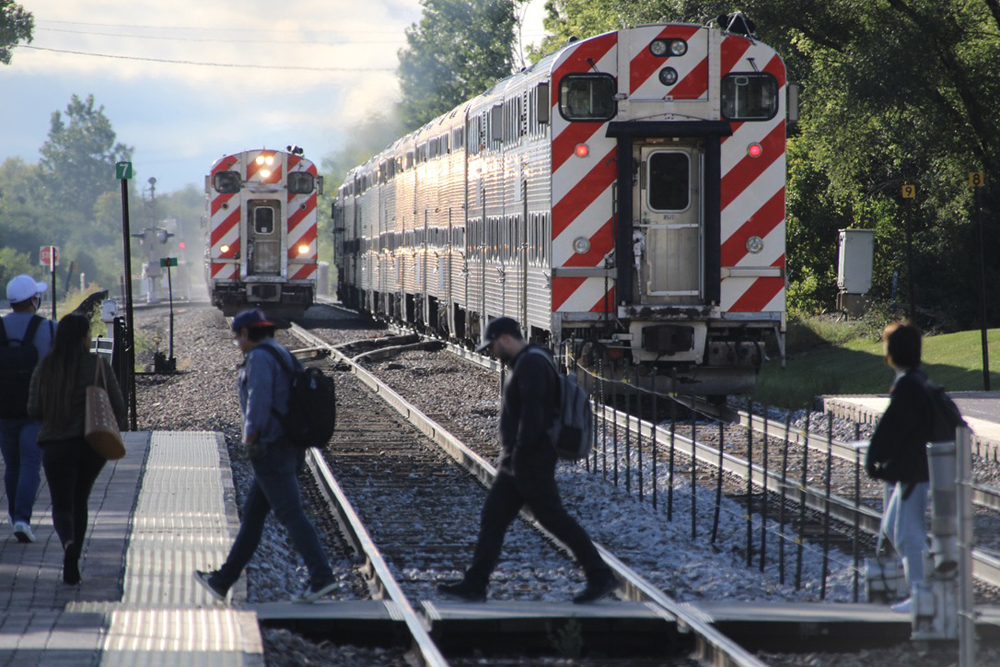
{"left": 287, "top": 321, "right": 770, "bottom": 666}
{"left": 317, "top": 308, "right": 1000, "bottom": 599}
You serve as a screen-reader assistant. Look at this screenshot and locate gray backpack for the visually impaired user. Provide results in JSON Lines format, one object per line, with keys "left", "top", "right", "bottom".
{"left": 527, "top": 347, "right": 594, "bottom": 461}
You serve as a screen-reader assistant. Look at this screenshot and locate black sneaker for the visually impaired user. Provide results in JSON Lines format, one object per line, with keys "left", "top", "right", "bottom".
{"left": 572, "top": 571, "right": 618, "bottom": 604}
{"left": 293, "top": 576, "right": 339, "bottom": 603}
{"left": 194, "top": 569, "right": 229, "bottom": 602}
{"left": 437, "top": 579, "right": 487, "bottom": 603}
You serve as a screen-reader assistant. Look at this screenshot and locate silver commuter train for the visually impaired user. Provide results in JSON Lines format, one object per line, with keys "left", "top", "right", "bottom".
{"left": 334, "top": 16, "right": 794, "bottom": 395}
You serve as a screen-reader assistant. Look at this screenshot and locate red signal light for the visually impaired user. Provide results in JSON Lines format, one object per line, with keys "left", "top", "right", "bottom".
{"left": 575, "top": 143, "right": 589, "bottom": 158}
{"left": 178, "top": 241, "right": 186, "bottom": 249}
{"left": 747, "top": 143, "right": 763, "bottom": 158}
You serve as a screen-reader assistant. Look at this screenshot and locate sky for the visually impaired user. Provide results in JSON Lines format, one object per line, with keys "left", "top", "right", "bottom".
{"left": 0, "top": 1, "right": 548, "bottom": 195}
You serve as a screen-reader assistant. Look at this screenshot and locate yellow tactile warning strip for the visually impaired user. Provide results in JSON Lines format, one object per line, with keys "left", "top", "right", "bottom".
{"left": 103, "top": 431, "right": 262, "bottom": 663}
{"left": 823, "top": 393, "right": 1000, "bottom": 462}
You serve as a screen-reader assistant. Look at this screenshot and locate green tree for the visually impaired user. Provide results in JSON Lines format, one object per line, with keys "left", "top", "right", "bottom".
{"left": 38, "top": 94, "right": 134, "bottom": 220}
{"left": 397, "top": 0, "right": 525, "bottom": 130}
{"left": 0, "top": 0, "right": 32, "bottom": 65}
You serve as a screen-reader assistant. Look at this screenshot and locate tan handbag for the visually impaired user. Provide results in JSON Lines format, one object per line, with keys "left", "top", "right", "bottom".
{"left": 84, "top": 359, "right": 125, "bottom": 460}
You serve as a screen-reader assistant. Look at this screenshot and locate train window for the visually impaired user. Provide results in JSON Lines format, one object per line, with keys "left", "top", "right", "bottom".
{"left": 559, "top": 74, "right": 616, "bottom": 121}
{"left": 213, "top": 171, "right": 240, "bottom": 194}
{"left": 287, "top": 171, "right": 314, "bottom": 194}
{"left": 647, "top": 152, "right": 690, "bottom": 211}
{"left": 254, "top": 207, "right": 275, "bottom": 234}
{"left": 721, "top": 73, "right": 778, "bottom": 121}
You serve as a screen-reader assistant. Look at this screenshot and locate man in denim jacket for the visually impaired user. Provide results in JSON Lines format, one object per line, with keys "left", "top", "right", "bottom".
{"left": 195, "top": 310, "right": 336, "bottom": 603}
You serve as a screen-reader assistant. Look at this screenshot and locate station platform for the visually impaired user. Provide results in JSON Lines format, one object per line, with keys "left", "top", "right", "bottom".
{"left": 0, "top": 431, "right": 263, "bottom": 666}
{"left": 822, "top": 392, "right": 1000, "bottom": 462}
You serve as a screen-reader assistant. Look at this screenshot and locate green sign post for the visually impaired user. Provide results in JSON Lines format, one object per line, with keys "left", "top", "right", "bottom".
{"left": 117, "top": 162, "right": 137, "bottom": 429}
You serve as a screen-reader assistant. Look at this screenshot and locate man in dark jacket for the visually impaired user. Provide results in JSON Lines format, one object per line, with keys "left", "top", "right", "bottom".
{"left": 438, "top": 317, "right": 616, "bottom": 604}
{"left": 864, "top": 321, "right": 933, "bottom": 614}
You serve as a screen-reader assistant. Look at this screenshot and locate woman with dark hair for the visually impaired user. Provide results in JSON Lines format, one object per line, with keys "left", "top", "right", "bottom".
{"left": 27, "top": 313, "right": 126, "bottom": 585}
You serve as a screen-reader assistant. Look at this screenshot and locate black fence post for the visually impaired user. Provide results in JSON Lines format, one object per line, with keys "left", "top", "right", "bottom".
{"left": 711, "top": 421, "right": 724, "bottom": 544}
{"left": 779, "top": 413, "right": 790, "bottom": 585}
{"left": 691, "top": 410, "right": 697, "bottom": 540}
{"left": 746, "top": 403, "right": 754, "bottom": 568}
{"left": 821, "top": 413, "right": 833, "bottom": 600}
{"left": 795, "top": 411, "right": 810, "bottom": 590}
{"left": 760, "top": 405, "right": 769, "bottom": 573}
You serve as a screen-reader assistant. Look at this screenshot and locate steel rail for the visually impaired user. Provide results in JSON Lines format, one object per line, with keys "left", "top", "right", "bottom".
{"left": 288, "top": 322, "right": 769, "bottom": 667}
{"left": 678, "top": 396, "right": 1000, "bottom": 519}
{"left": 593, "top": 402, "right": 1000, "bottom": 589}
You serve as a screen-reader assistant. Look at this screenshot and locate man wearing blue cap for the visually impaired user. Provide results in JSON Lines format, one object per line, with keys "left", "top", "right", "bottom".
{"left": 195, "top": 309, "right": 337, "bottom": 603}
{"left": 1, "top": 274, "right": 55, "bottom": 544}
{"left": 438, "top": 317, "right": 616, "bottom": 603}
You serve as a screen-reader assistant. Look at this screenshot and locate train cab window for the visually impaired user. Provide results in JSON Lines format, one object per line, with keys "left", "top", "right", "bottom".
{"left": 721, "top": 73, "right": 778, "bottom": 120}
{"left": 559, "top": 74, "right": 616, "bottom": 121}
{"left": 254, "top": 207, "right": 275, "bottom": 234}
{"left": 287, "top": 171, "right": 315, "bottom": 194}
{"left": 213, "top": 170, "right": 241, "bottom": 194}
{"left": 647, "top": 152, "right": 690, "bottom": 211}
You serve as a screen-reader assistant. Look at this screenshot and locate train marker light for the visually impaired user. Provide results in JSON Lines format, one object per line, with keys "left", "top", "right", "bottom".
{"left": 573, "top": 236, "right": 591, "bottom": 254}
{"left": 747, "top": 142, "right": 763, "bottom": 158}
{"left": 746, "top": 236, "right": 764, "bottom": 254}
{"left": 220, "top": 244, "right": 230, "bottom": 253}
{"left": 297, "top": 244, "right": 310, "bottom": 255}
{"left": 658, "top": 67, "right": 679, "bottom": 86}
{"left": 575, "top": 143, "right": 589, "bottom": 158}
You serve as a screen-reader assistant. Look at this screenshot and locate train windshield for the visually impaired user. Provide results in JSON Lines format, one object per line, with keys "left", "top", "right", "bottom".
{"left": 721, "top": 73, "right": 778, "bottom": 120}
{"left": 559, "top": 74, "right": 616, "bottom": 121}
{"left": 647, "top": 152, "right": 690, "bottom": 211}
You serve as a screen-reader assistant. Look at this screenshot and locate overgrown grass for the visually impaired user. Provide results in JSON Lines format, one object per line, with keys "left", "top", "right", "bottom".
{"left": 753, "top": 315, "right": 1000, "bottom": 409}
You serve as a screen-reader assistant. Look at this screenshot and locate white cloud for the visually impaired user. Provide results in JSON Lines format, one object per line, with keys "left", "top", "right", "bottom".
{"left": 2, "top": 0, "right": 547, "bottom": 191}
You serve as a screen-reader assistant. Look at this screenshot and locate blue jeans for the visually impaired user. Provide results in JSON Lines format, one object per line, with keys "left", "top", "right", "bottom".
{"left": 0, "top": 418, "right": 43, "bottom": 525}
{"left": 883, "top": 480, "right": 929, "bottom": 591}
{"left": 215, "top": 439, "right": 332, "bottom": 588}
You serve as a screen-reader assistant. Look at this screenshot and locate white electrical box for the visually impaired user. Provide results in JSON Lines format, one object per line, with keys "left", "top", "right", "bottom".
{"left": 837, "top": 229, "right": 874, "bottom": 294}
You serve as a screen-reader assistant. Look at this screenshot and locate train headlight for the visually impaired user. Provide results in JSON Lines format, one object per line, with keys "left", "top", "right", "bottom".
{"left": 255, "top": 155, "right": 265, "bottom": 165}
{"left": 650, "top": 39, "right": 687, "bottom": 57}
{"left": 746, "top": 236, "right": 764, "bottom": 254}
{"left": 573, "top": 236, "right": 591, "bottom": 255}
{"left": 260, "top": 169, "right": 272, "bottom": 179}
{"left": 220, "top": 244, "right": 230, "bottom": 253}
{"left": 297, "top": 244, "right": 310, "bottom": 255}
{"left": 265, "top": 155, "right": 274, "bottom": 165}
{"left": 658, "top": 67, "right": 679, "bottom": 86}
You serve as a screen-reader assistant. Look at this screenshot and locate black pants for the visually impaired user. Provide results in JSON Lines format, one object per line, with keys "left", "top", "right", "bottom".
{"left": 466, "top": 468, "right": 607, "bottom": 586}
{"left": 41, "top": 437, "right": 106, "bottom": 551}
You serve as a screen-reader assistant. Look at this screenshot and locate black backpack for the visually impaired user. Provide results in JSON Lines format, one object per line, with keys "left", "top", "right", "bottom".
{"left": 0, "top": 316, "right": 45, "bottom": 419}
{"left": 258, "top": 344, "right": 336, "bottom": 448}
{"left": 924, "top": 380, "right": 967, "bottom": 443}
{"left": 526, "top": 347, "right": 594, "bottom": 461}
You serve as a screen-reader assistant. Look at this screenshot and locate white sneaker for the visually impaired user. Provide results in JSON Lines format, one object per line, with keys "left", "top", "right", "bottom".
{"left": 891, "top": 597, "right": 912, "bottom": 613}
{"left": 13, "top": 522, "right": 35, "bottom": 543}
